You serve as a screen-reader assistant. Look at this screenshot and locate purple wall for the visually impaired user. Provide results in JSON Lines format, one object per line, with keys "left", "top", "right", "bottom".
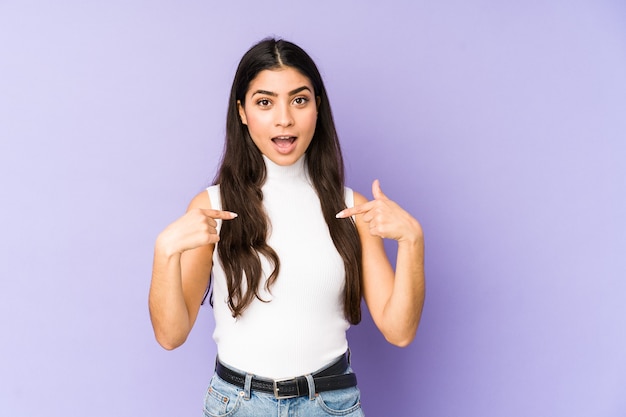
{"left": 1, "top": 1, "right": 625, "bottom": 416}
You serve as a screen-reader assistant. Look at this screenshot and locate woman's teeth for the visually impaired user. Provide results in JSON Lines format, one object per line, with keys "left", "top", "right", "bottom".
{"left": 272, "top": 136, "right": 296, "bottom": 146}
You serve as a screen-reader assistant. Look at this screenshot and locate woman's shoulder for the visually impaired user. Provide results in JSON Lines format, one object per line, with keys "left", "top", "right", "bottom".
{"left": 186, "top": 186, "right": 218, "bottom": 211}
{"left": 344, "top": 186, "right": 368, "bottom": 207}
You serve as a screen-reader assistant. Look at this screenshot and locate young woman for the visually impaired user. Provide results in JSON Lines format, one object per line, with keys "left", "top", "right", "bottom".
{"left": 149, "top": 38, "right": 425, "bottom": 416}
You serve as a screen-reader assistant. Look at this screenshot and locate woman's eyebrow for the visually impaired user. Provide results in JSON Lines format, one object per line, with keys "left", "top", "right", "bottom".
{"left": 251, "top": 86, "right": 312, "bottom": 97}
{"left": 288, "top": 86, "right": 312, "bottom": 95}
{"left": 251, "top": 89, "right": 277, "bottom": 97}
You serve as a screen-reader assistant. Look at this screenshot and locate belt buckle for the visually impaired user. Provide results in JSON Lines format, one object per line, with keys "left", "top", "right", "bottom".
{"left": 272, "top": 377, "right": 299, "bottom": 399}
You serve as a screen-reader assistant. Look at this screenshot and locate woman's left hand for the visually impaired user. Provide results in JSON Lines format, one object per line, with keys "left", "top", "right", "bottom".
{"left": 336, "top": 180, "right": 423, "bottom": 244}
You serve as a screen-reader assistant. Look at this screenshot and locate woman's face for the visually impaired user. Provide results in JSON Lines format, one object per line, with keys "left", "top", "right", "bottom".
{"left": 238, "top": 66, "right": 319, "bottom": 166}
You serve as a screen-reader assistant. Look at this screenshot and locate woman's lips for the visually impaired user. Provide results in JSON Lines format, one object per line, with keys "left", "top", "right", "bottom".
{"left": 271, "top": 136, "right": 297, "bottom": 154}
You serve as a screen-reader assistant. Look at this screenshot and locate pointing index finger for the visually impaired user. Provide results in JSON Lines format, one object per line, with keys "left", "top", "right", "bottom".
{"left": 200, "top": 209, "right": 238, "bottom": 220}
{"left": 335, "top": 201, "right": 374, "bottom": 219}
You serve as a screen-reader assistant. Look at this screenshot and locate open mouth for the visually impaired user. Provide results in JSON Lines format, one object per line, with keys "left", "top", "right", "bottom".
{"left": 271, "top": 136, "right": 297, "bottom": 147}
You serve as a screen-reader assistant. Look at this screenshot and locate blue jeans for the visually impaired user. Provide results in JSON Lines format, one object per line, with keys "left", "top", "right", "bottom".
{"left": 202, "top": 369, "right": 365, "bottom": 416}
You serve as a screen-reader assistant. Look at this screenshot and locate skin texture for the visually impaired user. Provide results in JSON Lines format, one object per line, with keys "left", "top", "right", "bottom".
{"left": 149, "top": 67, "right": 425, "bottom": 350}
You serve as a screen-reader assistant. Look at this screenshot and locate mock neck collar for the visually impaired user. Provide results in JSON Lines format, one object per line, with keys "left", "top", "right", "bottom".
{"left": 263, "top": 154, "right": 308, "bottom": 180}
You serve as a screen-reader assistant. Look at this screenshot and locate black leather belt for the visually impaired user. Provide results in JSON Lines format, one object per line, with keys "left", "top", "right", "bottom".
{"left": 215, "top": 352, "right": 357, "bottom": 399}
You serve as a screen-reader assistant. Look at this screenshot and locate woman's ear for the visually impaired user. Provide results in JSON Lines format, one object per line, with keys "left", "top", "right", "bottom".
{"left": 316, "top": 96, "right": 321, "bottom": 109}
{"left": 237, "top": 100, "right": 248, "bottom": 125}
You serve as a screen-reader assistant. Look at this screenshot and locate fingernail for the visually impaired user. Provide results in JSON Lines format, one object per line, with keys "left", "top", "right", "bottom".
{"left": 335, "top": 211, "right": 345, "bottom": 219}
{"left": 230, "top": 212, "right": 238, "bottom": 218}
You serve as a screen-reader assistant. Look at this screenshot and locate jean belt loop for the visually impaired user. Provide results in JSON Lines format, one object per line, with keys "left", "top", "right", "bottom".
{"left": 243, "top": 373, "right": 253, "bottom": 400}
{"left": 304, "top": 374, "right": 316, "bottom": 401}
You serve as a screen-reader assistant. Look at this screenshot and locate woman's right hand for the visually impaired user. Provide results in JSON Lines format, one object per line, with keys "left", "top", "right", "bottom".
{"left": 150, "top": 191, "right": 236, "bottom": 350}
{"left": 156, "top": 208, "right": 238, "bottom": 257}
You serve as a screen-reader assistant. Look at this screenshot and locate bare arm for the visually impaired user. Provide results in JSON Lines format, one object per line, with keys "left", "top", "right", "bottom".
{"left": 337, "top": 180, "right": 425, "bottom": 347}
{"left": 148, "top": 191, "right": 237, "bottom": 350}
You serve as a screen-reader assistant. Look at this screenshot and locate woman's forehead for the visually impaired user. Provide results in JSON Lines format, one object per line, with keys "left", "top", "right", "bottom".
{"left": 247, "top": 67, "right": 313, "bottom": 95}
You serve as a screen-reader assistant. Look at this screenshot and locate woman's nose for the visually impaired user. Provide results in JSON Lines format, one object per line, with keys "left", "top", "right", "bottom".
{"left": 275, "top": 104, "right": 294, "bottom": 127}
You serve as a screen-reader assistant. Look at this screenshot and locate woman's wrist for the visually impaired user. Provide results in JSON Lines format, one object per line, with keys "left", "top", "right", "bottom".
{"left": 155, "top": 232, "right": 182, "bottom": 259}
{"left": 397, "top": 218, "right": 424, "bottom": 247}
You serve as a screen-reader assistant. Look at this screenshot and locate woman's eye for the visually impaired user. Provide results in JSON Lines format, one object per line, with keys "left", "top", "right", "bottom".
{"left": 257, "top": 99, "right": 271, "bottom": 107}
{"left": 293, "top": 97, "right": 309, "bottom": 106}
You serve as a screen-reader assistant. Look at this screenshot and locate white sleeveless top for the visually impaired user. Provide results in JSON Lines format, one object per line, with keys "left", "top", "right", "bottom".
{"left": 206, "top": 155, "right": 354, "bottom": 379}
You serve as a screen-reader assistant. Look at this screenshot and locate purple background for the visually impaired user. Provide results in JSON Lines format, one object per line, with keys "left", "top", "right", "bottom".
{"left": 1, "top": 1, "right": 625, "bottom": 416}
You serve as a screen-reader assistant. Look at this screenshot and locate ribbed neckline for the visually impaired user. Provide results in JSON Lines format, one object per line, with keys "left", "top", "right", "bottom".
{"left": 263, "top": 154, "right": 307, "bottom": 180}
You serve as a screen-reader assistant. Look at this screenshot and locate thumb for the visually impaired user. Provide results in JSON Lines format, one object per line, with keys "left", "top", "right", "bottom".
{"left": 372, "top": 179, "right": 388, "bottom": 200}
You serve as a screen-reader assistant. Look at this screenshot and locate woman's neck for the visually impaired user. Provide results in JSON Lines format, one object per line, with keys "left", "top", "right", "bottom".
{"left": 262, "top": 154, "right": 307, "bottom": 180}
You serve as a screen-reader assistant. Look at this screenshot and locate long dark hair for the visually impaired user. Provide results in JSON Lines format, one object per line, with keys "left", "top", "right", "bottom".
{"left": 214, "top": 38, "right": 362, "bottom": 324}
